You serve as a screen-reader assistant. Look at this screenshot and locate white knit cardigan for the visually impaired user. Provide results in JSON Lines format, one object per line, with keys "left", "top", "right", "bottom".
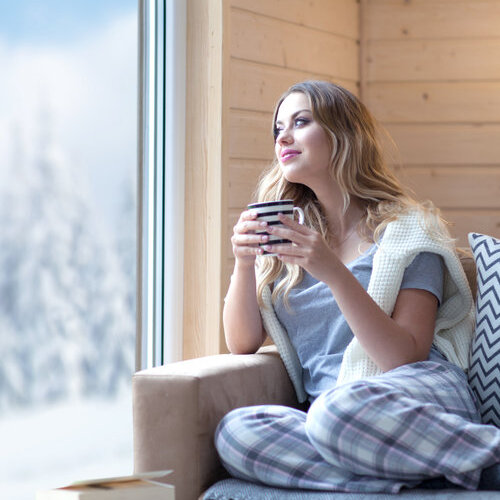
{"left": 259, "top": 210, "right": 475, "bottom": 403}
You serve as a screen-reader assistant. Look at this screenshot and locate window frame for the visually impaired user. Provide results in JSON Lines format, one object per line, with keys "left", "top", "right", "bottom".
{"left": 137, "top": 0, "right": 186, "bottom": 369}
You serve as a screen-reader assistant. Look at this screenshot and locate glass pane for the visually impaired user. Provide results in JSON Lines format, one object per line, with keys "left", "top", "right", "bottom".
{"left": 0, "top": 2, "right": 138, "bottom": 499}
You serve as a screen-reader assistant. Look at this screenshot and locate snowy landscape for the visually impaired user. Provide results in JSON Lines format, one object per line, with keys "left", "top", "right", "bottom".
{"left": 0, "top": 3, "right": 138, "bottom": 499}
{"left": 1, "top": 394, "right": 134, "bottom": 499}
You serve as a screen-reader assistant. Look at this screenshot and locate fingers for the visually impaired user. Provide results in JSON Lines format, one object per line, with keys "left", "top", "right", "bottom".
{"left": 232, "top": 235, "right": 265, "bottom": 259}
{"left": 263, "top": 241, "right": 301, "bottom": 256}
{"left": 232, "top": 210, "right": 269, "bottom": 260}
{"left": 235, "top": 211, "right": 304, "bottom": 238}
{"left": 264, "top": 216, "right": 325, "bottom": 263}
{"left": 277, "top": 213, "right": 309, "bottom": 234}
{"left": 231, "top": 209, "right": 310, "bottom": 261}
{"left": 233, "top": 244, "right": 264, "bottom": 259}
{"left": 232, "top": 232, "right": 269, "bottom": 246}
{"left": 235, "top": 210, "right": 266, "bottom": 233}
{"left": 265, "top": 220, "right": 309, "bottom": 247}
{"left": 234, "top": 211, "right": 264, "bottom": 237}
{"left": 236, "top": 220, "right": 267, "bottom": 234}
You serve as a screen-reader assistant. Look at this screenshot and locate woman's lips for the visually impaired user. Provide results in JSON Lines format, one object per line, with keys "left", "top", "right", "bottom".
{"left": 280, "top": 150, "right": 301, "bottom": 162}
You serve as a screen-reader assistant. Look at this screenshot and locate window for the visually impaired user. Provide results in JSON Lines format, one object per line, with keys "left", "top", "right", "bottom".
{"left": 0, "top": 2, "right": 138, "bottom": 498}
{"left": 138, "top": 0, "right": 186, "bottom": 368}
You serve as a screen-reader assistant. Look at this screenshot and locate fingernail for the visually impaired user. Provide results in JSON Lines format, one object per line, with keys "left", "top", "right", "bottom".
{"left": 259, "top": 221, "right": 267, "bottom": 227}
{"left": 263, "top": 245, "right": 272, "bottom": 251}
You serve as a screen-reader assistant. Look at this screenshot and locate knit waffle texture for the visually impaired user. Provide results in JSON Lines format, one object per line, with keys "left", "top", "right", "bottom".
{"left": 260, "top": 210, "right": 475, "bottom": 401}
{"left": 261, "top": 285, "right": 308, "bottom": 402}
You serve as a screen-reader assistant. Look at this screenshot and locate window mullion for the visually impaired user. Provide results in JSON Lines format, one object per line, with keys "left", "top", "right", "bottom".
{"left": 163, "top": 0, "right": 185, "bottom": 364}
{"left": 138, "top": 0, "right": 184, "bottom": 369}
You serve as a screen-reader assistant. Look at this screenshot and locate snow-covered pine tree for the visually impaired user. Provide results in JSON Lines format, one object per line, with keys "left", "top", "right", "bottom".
{"left": 0, "top": 117, "right": 135, "bottom": 413}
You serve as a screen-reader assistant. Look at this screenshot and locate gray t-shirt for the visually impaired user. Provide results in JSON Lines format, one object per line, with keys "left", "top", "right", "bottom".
{"left": 274, "top": 247, "right": 445, "bottom": 401}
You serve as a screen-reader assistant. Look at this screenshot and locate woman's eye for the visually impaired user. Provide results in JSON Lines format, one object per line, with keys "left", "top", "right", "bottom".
{"left": 274, "top": 117, "right": 309, "bottom": 139}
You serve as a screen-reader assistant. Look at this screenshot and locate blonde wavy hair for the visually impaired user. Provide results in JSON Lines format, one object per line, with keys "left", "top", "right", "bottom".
{"left": 255, "top": 80, "right": 449, "bottom": 307}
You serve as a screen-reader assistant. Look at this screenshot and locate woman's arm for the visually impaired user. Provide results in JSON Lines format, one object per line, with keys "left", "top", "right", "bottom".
{"left": 223, "top": 210, "right": 268, "bottom": 354}
{"left": 313, "top": 261, "right": 437, "bottom": 371}
{"left": 266, "top": 215, "right": 437, "bottom": 371}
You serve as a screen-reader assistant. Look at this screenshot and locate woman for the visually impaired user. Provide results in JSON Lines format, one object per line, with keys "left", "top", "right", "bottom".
{"left": 216, "top": 81, "right": 500, "bottom": 492}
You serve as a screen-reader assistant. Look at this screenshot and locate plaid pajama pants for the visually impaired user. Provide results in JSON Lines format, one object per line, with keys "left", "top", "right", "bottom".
{"left": 215, "top": 361, "right": 500, "bottom": 493}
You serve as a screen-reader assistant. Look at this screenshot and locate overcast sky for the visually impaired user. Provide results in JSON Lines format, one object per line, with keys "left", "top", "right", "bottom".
{"left": 0, "top": 0, "right": 136, "bottom": 44}
{"left": 0, "top": 0, "right": 137, "bottom": 228}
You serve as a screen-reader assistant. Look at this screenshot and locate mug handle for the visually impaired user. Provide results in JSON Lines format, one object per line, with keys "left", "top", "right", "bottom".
{"left": 293, "top": 206, "right": 305, "bottom": 224}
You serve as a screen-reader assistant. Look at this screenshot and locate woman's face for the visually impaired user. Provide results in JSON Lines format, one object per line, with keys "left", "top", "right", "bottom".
{"left": 274, "top": 92, "right": 332, "bottom": 189}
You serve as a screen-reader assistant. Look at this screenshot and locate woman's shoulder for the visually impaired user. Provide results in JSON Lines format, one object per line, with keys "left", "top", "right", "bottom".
{"left": 389, "top": 204, "right": 441, "bottom": 225}
{"left": 375, "top": 205, "right": 455, "bottom": 261}
{"left": 385, "top": 205, "right": 451, "bottom": 241}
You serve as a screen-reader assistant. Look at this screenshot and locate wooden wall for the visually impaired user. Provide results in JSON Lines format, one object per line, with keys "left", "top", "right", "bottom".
{"left": 184, "top": 0, "right": 360, "bottom": 358}
{"left": 361, "top": 0, "right": 500, "bottom": 246}
{"left": 184, "top": 0, "right": 500, "bottom": 359}
{"left": 225, "top": 0, "right": 360, "bottom": 337}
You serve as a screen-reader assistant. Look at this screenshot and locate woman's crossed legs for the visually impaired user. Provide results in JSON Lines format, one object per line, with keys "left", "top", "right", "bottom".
{"left": 215, "top": 362, "right": 500, "bottom": 493}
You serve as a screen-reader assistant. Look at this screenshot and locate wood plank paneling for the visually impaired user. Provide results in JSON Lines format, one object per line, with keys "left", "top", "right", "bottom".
{"left": 222, "top": 0, "right": 361, "bottom": 354}
{"left": 362, "top": 0, "right": 500, "bottom": 246}
{"left": 442, "top": 210, "right": 500, "bottom": 247}
{"left": 230, "top": 59, "right": 358, "bottom": 113}
{"left": 365, "top": 0, "right": 500, "bottom": 40}
{"left": 232, "top": 9, "right": 359, "bottom": 79}
{"left": 228, "top": 159, "right": 269, "bottom": 208}
{"left": 366, "top": 82, "right": 500, "bottom": 123}
{"left": 367, "top": 39, "right": 500, "bottom": 82}
{"left": 231, "top": 0, "right": 359, "bottom": 39}
{"left": 394, "top": 166, "right": 500, "bottom": 209}
{"left": 229, "top": 109, "right": 273, "bottom": 160}
{"left": 385, "top": 124, "right": 500, "bottom": 165}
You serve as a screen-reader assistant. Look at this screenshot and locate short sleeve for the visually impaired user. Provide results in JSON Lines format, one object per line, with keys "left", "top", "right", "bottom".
{"left": 400, "top": 252, "right": 444, "bottom": 305}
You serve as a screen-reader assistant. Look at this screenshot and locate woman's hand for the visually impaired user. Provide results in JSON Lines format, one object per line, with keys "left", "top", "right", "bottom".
{"left": 231, "top": 210, "right": 270, "bottom": 267}
{"left": 264, "top": 213, "right": 340, "bottom": 283}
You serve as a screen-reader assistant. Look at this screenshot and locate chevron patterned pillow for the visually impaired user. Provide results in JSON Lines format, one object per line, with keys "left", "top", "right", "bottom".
{"left": 468, "top": 232, "right": 500, "bottom": 427}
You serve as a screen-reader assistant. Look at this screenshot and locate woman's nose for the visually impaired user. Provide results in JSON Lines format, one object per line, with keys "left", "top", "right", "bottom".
{"left": 276, "top": 127, "right": 293, "bottom": 144}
